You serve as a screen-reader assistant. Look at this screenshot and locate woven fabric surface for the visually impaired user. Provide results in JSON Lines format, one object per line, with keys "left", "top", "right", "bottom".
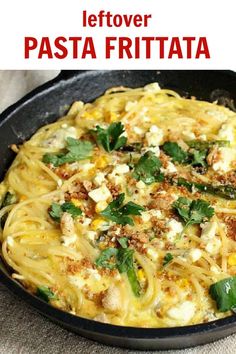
{"left": 0, "top": 70, "right": 235, "bottom": 354}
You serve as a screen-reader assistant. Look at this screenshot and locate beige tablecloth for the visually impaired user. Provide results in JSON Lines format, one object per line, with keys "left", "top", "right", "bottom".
{"left": 0, "top": 70, "right": 235, "bottom": 354}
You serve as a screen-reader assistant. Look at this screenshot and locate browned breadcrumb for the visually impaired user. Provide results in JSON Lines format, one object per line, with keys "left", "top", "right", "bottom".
{"left": 216, "top": 171, "right": 236, "bottom": 186}
{"left": 65, "top": 181, "right": 89, "bottom": 200}
{"left": 220, "top": 215, "right": 236, "bottom": 240}
{"left": 66, "top": 258, "right": 93, "bottom": 274}
{"left": 106, "top": 182, "right": 121, "bottom": 198}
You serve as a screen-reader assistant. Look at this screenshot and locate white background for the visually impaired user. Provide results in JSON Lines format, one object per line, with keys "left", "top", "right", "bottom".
{"left": 0, "top": 0, "right": 235, "bottom": 70}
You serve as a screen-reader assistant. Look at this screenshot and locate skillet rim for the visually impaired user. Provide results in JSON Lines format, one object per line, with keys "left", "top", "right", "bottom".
{"left": 1, "top": 70, "right": 236, "bottom": 349}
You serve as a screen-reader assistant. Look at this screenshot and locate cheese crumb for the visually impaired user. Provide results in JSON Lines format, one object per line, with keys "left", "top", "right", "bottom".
{"left": 88, "top": 184, "right": 111, "bottom": 203}
{"left": 167, "top": 301, "right": 195, "bottom": 323}
{"left": 145, "top": 125, "right": 164, "bottom": 147}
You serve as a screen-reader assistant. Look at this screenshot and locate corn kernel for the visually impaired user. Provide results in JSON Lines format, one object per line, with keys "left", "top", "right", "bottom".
{"left": 176, "top": 278, "right": 189, "bottom": 288}
{"left": 91, "top": 218, "right": 105, "bottom": 231}
{"left": 92, "top": 110, "right": 103, "bottom": 120}
{"left": 71, "top": 198, "right": 83, "bottom": 208}
{"left": 137, "top": 269, "right": 145, "bottom": 281}
{"left": 228, "top": 253, "right": 236, "bottom": 266}
{"left": 95, "top": 201, "right": 108, "bottom": 213}
{"left": 95, "top": 155, "right": 109, "bottom": 169}
{"left": 20, "top": 195, "right": 27, "bottom": 201}
{"left": 99, "top": 242, "right": 107, "bottom": 250}
{"left": 81, "top": 111, "right": 92, "bottom": 119}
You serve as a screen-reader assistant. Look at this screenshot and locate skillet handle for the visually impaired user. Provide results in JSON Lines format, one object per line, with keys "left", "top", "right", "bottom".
{"left": 57, "top": 70, "right": 90, "bottom": 80}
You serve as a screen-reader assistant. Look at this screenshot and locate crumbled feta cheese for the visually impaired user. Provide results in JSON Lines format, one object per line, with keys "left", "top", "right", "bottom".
{"left": 61, "top": 233, "right": 77, "bottom": 247}
{"left": 206, "top": 238, "right": 222, "bottom": 255}
{"left": 150, "top": 209, "right": 162, "bottom": 218}
{"left": 141, "top": 211, "right": 151, "bottom": 222}
{"left": 141, "top": 209, "right": 162, "bottom": 222}
{"left": 125, "top": 100, "right": 137, "bottom": 112}
{"left": 82, "top": 218, "right": 92, "bottom": 226}
{"left": 108, "top": 164, "right": 129, "bottom": 185}
{"left": 94, "top": 172, "right": 106, "bottom": 186}
{"left": 134, "top": 126, "right": 145, "bottom": 135}
{"left": 144, "top": 82, "right": 161, "bottom": 92}
{"left": 201, "top": 221, "right": 217, "bottom": 242}
{"left": 218, "top": 123, "right": 234, "bottom": 143}
{"left": 69, "top": 275, "right": 85, "bottom": 289}
{"left": 145, "top": 125, "right": 164, "bottom": 147}
{"left": 42, "top": 127, "right": 77, "bottom": 149}
{"left": 167, "top": 301, "right": 196, "bottom": 323}
{"left": 87, "top": 268, "right": 101, "bottom": 281}
{"left": 183, "top": 131, "right": 196, "bottom": 140}
{"left": 81, "top": 163, "right": 95, "bottom": 172}
{"left": 88, "top": 184, "right": 111, "bottom": 203}
{"left": 161, "top": 161, "right": 177, "bottom": 174}
{"left": 199, "top": 134, "right": 207, "bottom": 141}
{"left": 136, "top": 180, "right": 146, "bottom": 189}
{"left": 188, "top": 248, "right": 202, "bottom": 262}
{"left": 113, "top": 164, "right": 130, "bottom": 174}
{"left": 146, "top": 247, "right": 159, "bottom": 261}
{"left": 165, "top": 219, "right": 183, "bottom": 243}
{"left": 7, "top": 236, "right": 14, "bottom": 247}
{"left": 87, "top": 231, "right": 97, "bottom": 241}
{"left": 142, "top": 145, "right": 160, "bottom": 156}
{"left": 211, "top": 147, "right": 235, "bottom": 173}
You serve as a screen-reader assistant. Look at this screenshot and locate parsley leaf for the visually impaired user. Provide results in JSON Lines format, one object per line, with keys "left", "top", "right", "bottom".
{"left": 43, "top": 137, "right": 93, "bottom": 167}
{"left": 117, "top": 248, "right": 140, "bottom": 297}
{"left": 209, "top": 276, "right": 236, "bottom": 312}
{"left": 173, "top": 197, "right": 214, "bottom": 228}
{"left": 163, "top": 253, "right": 173, "bottom": 266}
{"left": 91, "top": 122, "right": 127, "bottom": 152}
{"left": 118, "top": 237, "right": 128, "bottom": 248}
{"left": 95, "top": 247, "right": 140, "bottom": 296}
{"left": 133, "top": 152, "right": 164, "bottom": 185}
{"left": 95, "top": 247, "right": 118, "bottom": 269}
{"left": 100, "top": 193, "right": 145, "bottom": 226}
{"left": 189, "top": 149, "right": 208, "bottom": 168}
{"left": 49, "top": 201, "right": 82, "bottom": 222}
{"left": 162, "top": 142, "right": 188, "bottom": 163}
{"left": 36, "top": 286, "right": 57, "bottom": 302}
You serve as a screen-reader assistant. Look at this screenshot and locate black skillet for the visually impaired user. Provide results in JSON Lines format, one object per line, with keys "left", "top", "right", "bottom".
{"left": 0, "top": 70, "right": 236, "bottom": 350}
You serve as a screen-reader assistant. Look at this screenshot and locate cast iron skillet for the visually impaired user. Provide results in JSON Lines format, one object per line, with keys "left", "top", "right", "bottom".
{"left": 1, "top": 70, "right": 236, "bottom": 350}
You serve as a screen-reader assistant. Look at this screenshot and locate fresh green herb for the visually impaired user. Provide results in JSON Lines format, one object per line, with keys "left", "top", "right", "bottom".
{"left": 174, "top": 177, "right": 236, "bottom": 200}
{"left": 91, "top": 122, "right": 127, "bottom": 152}
{"left": 49, "top": 201, "right": 82, "bottom": 222}
{"left": 0, "top": 192, "right": 17, "bottom": 228}
{"left": 1, "top": 192, "right": 17, "bottom": 208}
{"left": 100, "top": 193, "right": 145, "bottom": 226}
{"left": 209, "top": 276, "right": 236, "bottom": 312}
{"left": 43, "top": 137, "right": 93, "bottom": 167}
{"left": 118, "top": 237, "right": 128, "bottom": 248}
{"left": 173, "top": 197, "right": 214, "bottom": 228}
{"left": 95, "top": 247, "right": 141, "bottom": 296}
{"left": 189, "top": 149, "right": 208, "bottom": 168}
{"left": 186, "top": 140, "right": 230, "bottom": 150}
{"left": 162, "top": 142, "right": 188, "bottom": 163}
{"left": 116, "top": 248, "right": 140, "bottom": 297}
{"left": 133, "top": 152, "right": 164, "bottom": 185}
{"left": 95, "top": 247, "right": 118, "bottom": 269}
{"left": 163, "top": 253, "right": 174, "bottom": 266}
{"left": 36, "top": 286, "right": 57, "bottom": 302}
